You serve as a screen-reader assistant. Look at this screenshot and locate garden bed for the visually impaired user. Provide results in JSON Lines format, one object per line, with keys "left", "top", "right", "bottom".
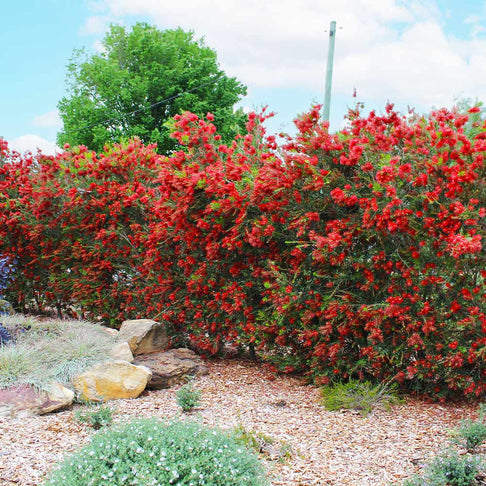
{"left": 0, "top": 358, "right": 480, "bottom": 485}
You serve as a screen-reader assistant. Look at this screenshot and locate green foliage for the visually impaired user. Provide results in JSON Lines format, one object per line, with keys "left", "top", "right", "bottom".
{"left": 43, "top": 419, "right": 268, "bottom": 486}
{"left": 232, "top": 424, "right": 274, "bottom": 453}
{"left": 403, "top": 449, "right": 483, "bottom": 486}
{"left": 451, "top": 405, "right": 486, "bottom": 452}
{"left": 74, "top": 404, "right": 113, "bottom": 429}
{"left": 232, "top": 424, "right": 292, "bottom": 461}
{"left": 57, "top": 23, "right": 247, "bottom": 153}
{"left": 320, "top": 379, "right": 400, "bottom": 415}
{"left": 176, "top": 381, "right": 201, "bottom": 412}
{"left": 0, "top": 316, "right": 116, "bottom": 390}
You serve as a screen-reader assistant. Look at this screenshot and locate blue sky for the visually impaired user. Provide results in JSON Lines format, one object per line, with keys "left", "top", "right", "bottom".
{"left": 2, "top": 0, "right": 486, "bottom": 154}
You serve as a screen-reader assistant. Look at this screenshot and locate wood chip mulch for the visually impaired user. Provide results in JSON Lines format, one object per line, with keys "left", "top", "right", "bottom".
{"left": 0, "top": 358, "right": 480, "bottom": 486}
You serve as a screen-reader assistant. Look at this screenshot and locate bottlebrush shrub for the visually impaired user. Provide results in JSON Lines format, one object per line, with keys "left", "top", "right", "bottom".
{"left": 0, "top": 139, "right": 162, "bottom": 323}
{"left": 254, "top": 105, "right": 486, "bottom": 397}
{"left": 1, "top": 102, "right": 486, "bottom": 397}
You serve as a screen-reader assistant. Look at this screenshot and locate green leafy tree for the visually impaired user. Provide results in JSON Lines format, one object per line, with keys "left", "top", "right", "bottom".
{"left": 57, "top": 23, "right": 247, "bottom": 153}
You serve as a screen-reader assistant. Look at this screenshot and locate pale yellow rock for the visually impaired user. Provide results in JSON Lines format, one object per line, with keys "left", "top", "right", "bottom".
{"left": 40, "top": 382, "right": 75, "bottom": 415}
{"left": 110, "top": 342, "right": 134, "bottom": 362}
{"left": 73, "top": 360, "right": 152, "bottom": 402}
{"left": 118, "top": 319, "right": 168, "bottom": 355}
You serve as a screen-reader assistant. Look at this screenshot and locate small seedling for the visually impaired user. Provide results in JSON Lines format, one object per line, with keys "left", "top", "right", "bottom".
{"left": 74, "top": 404, "right": 113, "bottom": 429}
{"left": 232, "top": 424, "right": 274, "bottom": 453}
{"left": 232, "top": 424, "right": 292, "bottom": 461}
{"left": 176, "top": 381, "right": 201, "bottom": 412}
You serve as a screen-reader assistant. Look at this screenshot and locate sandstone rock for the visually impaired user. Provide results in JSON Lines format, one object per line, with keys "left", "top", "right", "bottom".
{"left": 110, "top": 342, "right": 134, "bottom": 362}
{"left": 0, "top": 382, "right": 74, "bottom": 418}
{"left": 134, "top": 348, "right": 208, "bottom": 389}
{"left": 102, "top": 327, "right": 119, "bottom": 337}
{"left": 73, "top": 360, "right": 152, "bottom": 402}
{"left": 118, "top": 319, "right": 168, "bottom": 355}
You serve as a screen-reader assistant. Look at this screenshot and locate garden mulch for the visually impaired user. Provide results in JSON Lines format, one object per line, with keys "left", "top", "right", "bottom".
{"left": 0, "top": 358, "right": 480, "bottom": 486}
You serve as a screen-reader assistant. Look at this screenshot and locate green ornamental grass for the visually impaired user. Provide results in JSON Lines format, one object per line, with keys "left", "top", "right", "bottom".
{"left": 0, "top": 315, "right": 116, "bottom": 390}
{"left": 43, "top": 419, "right": 268, "bottom": 486}
{"left": 320, "top": 379, "right": 400, "bottom": 415}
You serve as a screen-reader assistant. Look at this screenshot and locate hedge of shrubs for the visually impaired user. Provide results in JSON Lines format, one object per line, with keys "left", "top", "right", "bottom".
{"left": 1, "top": 104, "right": 486, "bottom": 397}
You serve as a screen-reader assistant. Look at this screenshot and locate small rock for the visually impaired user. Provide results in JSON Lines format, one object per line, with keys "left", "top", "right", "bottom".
{"left": 118, "top": 319, "right": 168, "bottom": 355}
{"left": 110, "top": 342, "right": 134, "bottom": 362}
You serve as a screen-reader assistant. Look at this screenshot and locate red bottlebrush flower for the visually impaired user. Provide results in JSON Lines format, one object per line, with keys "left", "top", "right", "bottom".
{"left": 406, "top": 366, "right": 417, "bottom": 379}
{"left": 450, "top": 301, "right": 462, "bottom": 313}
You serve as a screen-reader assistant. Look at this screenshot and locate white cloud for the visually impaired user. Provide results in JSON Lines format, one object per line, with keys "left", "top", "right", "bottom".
{"left": 463, "top": 14, "right": 486, "bottom": 37}
{"left": 85, "top": 0, "right": 107, "bottom": 14}
{"left": 465, "top": 15, "right": 481, "bottom": 24}
{"left": 335, "top": 20, "right": 486, "bottom": 108}
{"left": 80, "top": 15, "right": 111, "bottom": 35}
{"left": 9, "top": 135, "right": 60, "bottom": 155}
{"left": 31, "top": 110, "right": 62, "bottom": 129}
{"left": 79, "top": 14, "right": 123, "bottom": 51}
{"left": 92, "top": 39, "right": 107, "bottom": 53}
{"left": 97, "top": 0, "right": 412, "bottom": 87}
{"left": 94, "top": 0, "right": 486, "bottom": 112}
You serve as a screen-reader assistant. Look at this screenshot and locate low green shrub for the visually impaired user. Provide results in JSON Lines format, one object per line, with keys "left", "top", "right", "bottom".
{"left": 320, "top": 379, "right": 400, "bottom": 415}
{"left": 452, "top": 419, "right": 486, "bottom": 453}
{"left": 176, "top": 381, "right": 201, "bottom": 412}
{"left": 74, "top": 404, "right": 113, "bottom": 429}
{"left": 43, "top": 418, "right": 268, "bottom": 486}
{"left": 403, "top": 449, "right": 483, "bottom": 486}
{"left": 450, "top": 405, "right": 486, "bottom": 452}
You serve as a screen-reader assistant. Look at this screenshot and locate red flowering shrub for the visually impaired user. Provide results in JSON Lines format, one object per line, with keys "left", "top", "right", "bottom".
{"left": 0, "top": 139, "right": 162, "bottom": 323}
{"left": 249, "top": 105, "right": 486, "bottom": 398}
{"left": 1, "top": 102, "right": 485, "bottom": 398}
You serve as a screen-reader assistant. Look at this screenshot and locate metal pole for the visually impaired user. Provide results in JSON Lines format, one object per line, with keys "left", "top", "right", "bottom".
{"left": 323, "top": 20, "right": 337, "bottom": 122}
